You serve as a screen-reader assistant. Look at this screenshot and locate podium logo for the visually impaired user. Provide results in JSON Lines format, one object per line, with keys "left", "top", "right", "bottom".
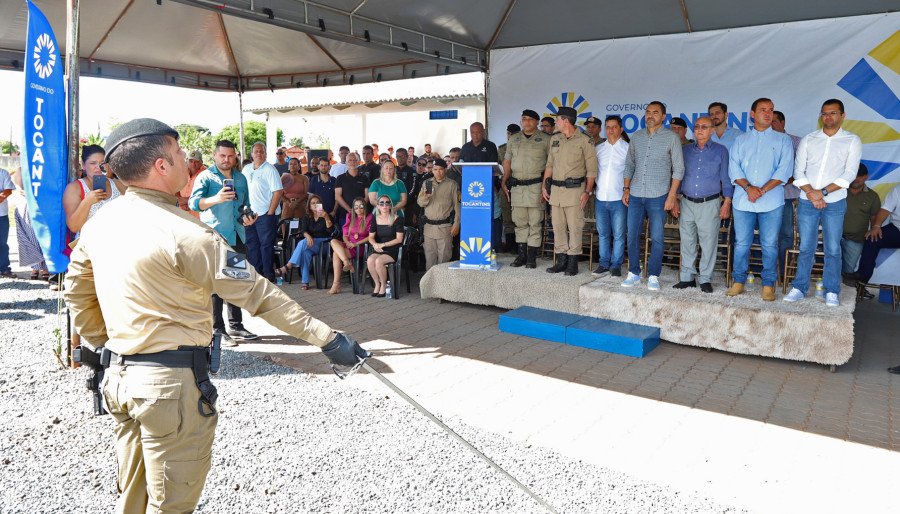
{"left": 32, "top": 33, "right": 57, "bottom": 79}
{"left": 544, "top": 92, "right": 592, "bottom": 126}
{"left": 468, "top": 181, "right": 485, "bottom": 198}
{"left": 460, "top": 237, "right": 491, "bottom": 261}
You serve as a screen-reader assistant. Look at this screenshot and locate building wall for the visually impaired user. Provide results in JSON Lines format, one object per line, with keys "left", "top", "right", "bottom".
{"left": 265, "top": 99, "right": 485, "bottom": 159}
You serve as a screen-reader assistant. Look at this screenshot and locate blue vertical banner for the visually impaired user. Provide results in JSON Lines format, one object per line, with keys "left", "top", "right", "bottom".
{"left": 21, "top": 0, "right": 69, "bottom": 273}
{"left": 456, "top": 163, "right": 496, "bottom": 269}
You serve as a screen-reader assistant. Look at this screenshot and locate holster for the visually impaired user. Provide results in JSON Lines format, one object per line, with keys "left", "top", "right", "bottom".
{"left": 72, "top": 346, "right": 107, "bottom": 416}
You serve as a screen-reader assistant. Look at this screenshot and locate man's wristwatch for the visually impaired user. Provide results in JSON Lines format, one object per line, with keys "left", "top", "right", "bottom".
{"left": 821, "top": 188, "right": 829, "bottom": 197}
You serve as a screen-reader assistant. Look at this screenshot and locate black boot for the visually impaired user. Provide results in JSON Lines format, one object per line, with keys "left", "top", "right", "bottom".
{"left": 505, "top": 232, "right": 517, "bottom": 253}
{"left": 564, "top": 254, "right": 579, "bottom": 276}
{"left": 525, "top": 246, "right": 538, "bottom": 269}
{"left": 546, "top": 254, "right": 567, "bottom": 273}
{"left": 510, "top": 244, "right": 527, "bottom": 267}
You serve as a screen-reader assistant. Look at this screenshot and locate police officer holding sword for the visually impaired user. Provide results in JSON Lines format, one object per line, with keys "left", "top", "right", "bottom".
{"left": 65, "top": 119, "right": 368, "bottom": 513}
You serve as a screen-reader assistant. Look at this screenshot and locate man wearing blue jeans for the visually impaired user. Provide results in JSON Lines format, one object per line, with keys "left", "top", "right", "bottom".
{"left": 592, "top": 116, "right": 629, "bottom": 277}
{"left": 784, "top": 99, "right": 861, "bottom": 307}
{"left": 727, "top": 98, "right": 794, "bottom": 301}
{"left": 841, "top": 165, "right": 880, "bottom": 281}
{"left": 622, "top": 102, "right": 684, "bottom": 290}
{"left": 242, "top": 142, "right": 284, "bottom": 282}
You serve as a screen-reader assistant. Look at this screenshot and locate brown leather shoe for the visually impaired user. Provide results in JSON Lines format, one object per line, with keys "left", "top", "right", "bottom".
{"left": 761, "top": 286, "right": 776, "bottom": 301}
{"left": 725, "top": 283, "right": 744, "bottom": 297}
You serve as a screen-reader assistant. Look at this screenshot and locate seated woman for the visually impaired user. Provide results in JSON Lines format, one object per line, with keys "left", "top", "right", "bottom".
{"left": 328, "top": 197, "right": 372, "bottom": 294}
{"left": 276, "top": 194, "right": 334, "bottom": 290}
{"left": 368, "top": 160, "right": 408, "bottom": 217}
{"left": 366, "top": 194, "right": 405, "bottom": 297}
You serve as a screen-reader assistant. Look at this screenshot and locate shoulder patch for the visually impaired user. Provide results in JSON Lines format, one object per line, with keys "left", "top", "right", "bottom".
{"left": 552, "top": 140, "right": 560, "bottom": 148}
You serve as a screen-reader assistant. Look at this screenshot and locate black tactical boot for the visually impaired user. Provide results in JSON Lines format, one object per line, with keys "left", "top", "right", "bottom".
{"left": 505, "top": 232, "right": 517, "bottom": 253}
{"left": 525, "top": 246, "right": 539, "bottom": 269}
{"left": 564, "top": 254, "right": 579, "bottom": 276}
{"left": 510, "top": 244, "right": 527, "bottom": 267}
{"left": 546, "top": 254, "right": 567, "bottom": 273}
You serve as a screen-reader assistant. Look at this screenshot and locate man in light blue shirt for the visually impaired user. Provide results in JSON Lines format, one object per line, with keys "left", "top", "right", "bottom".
{"left": 726, "top": 98, "right": 794, "bottom": 301}
{"left": 242, "top": 142, "right": 284, "bottom": 282}
{"left": 708, "top": 102, "right": 743, "bottom": 151}
{"left": 190, "top": 139, "right": 258, "bottom": 340}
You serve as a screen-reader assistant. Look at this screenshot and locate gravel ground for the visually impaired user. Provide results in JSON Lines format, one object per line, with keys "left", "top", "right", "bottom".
{"left": 0, "top": 277, "right": 745, "bottom": 513}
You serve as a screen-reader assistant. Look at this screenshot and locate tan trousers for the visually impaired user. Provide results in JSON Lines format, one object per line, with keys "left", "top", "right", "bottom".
{"left": 512, "top": 205, "right": 544, "bottom": 247}
{"left": 102, "top": 365, "right": 217, "bottom": 514}
{"left": 425, "top": 231, "right": 453, "bottom": 270}
{"left": 551, "top": 204, "right": 584, "bottom": 255}
{"left": 499, "top": 189, "right": 515, "bottom": 234}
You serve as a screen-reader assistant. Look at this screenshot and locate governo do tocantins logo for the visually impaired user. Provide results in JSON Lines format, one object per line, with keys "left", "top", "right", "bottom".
{"left": 467, "top": 181, "right": 485, "bottom": 198}
{"left": 33, "top": 33, "right": 57, "bottom": 79}
{"left": 544, "top": 92, "right": 593, "bottom": 127}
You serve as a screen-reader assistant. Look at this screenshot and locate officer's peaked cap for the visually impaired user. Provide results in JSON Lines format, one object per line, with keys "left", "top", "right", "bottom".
{"left": 105, "top": 118, "right": 179, "bottom": 161}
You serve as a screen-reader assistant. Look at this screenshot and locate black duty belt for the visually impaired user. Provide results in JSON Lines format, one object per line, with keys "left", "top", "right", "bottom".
{"left": 682, "top": 193, "right": 721, "bottom": 204}
{"left": 423, "top": 213, "right": 454, "bottom": 225}
{"left": 100, "top": 344, "right": 219, "bottom": 417}
{"left": 508, "top": 176, "right": 542, "bottom": 187}
{"left": 550, "top": 177, "right": 585, "bottom": 188}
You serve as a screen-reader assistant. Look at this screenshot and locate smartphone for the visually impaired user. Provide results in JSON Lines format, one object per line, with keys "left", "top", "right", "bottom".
{"left": 425, "top": 180, "right": 433, "bottom": 194}
{"left": 92, "top": 174, "right": 106, "bottom": 191}
{"left": 223, "top": 179, "right": 234, "bottom": 192}
{"left": 315, "top": 204, "right": 324, "bottom": 213}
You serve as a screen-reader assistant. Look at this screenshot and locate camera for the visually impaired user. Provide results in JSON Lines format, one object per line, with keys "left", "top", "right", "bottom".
{"left": 240, "top": 205, "right": 256, "bottom": 223}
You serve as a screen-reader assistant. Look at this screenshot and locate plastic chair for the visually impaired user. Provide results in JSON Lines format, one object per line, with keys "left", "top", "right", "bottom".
{"left": 361, "top": 226, "right": 417, "bottom": 298}
{"left": 275, "top": 218, "right": 302, "bottom": 284}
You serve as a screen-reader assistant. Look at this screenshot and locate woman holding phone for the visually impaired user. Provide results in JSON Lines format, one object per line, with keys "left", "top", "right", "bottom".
{"left": 63, "top": 144, "right": 127, "bottom": 234}
{"left": 327, "top": 197, "right": 372, "bottom": 294}
{"left": 366, "top": 194, "right": 405, "bottom": 297}
{"left": 276, "top": 194, "right": 334, "bottom": 289}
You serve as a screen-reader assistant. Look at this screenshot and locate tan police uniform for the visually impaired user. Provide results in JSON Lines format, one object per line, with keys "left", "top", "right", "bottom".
{"left": 546, "top": 130, "right": 598, "bottom": 255}
{"left": 505, "top": 131, "right": 551, "bottom": 247}
{"left": 496, "top": 142, "right": 515, "bottom": 241}
{"left": 65, "top": 187, "right": 335, "bottom": 514}
{"left": 417, "top": 177, "right": 461, "bottom": 269}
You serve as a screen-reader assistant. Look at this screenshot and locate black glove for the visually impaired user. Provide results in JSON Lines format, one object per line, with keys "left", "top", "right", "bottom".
{"left": 321, "top": 332, "right": 370, "bottom": 367}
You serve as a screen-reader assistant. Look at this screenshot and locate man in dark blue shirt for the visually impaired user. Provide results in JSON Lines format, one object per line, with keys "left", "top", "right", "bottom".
{"left": 459, "top": 122, "right": 499, "bottom": 164}
{"left": 308, "top": 159, "right": 337, "bottom": 217}
{"left": 674, "top": 116, "right": 733, "bottom": 293}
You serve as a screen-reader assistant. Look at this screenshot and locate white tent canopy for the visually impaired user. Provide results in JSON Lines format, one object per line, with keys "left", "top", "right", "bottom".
{"left": 1, "top": 0, "right": 894, "bottom": 91}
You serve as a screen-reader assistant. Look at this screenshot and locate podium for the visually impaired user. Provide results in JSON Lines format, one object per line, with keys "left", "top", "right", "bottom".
{"left": 449, "top": 162, "right": 502, "bottom": 271}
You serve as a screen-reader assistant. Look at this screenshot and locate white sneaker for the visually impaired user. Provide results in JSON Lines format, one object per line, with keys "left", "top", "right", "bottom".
{"left": 621, "top": 272, "right": 641, "bottom": 288}
{"left": 648, "top": 275, "right": 660, "bottom": 291}
{"left": 783, "top": 288, "right": 805, "bottom": 302}
{"left": 825, "top": 292, "right": 839, "bottom": 307}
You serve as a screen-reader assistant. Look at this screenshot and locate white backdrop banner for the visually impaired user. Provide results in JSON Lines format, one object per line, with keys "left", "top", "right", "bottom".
{"left": 488, "top": 13, "right": 900, "bottom": 196}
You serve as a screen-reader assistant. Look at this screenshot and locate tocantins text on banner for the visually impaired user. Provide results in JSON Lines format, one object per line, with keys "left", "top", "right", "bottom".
{"left": 488, "top": 13, "right": 900, "bottom": 199}
{"left": 21, "top": 0, "right": 69, "bottom": 274}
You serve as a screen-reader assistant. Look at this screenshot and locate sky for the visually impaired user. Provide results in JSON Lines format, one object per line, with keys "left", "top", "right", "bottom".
{"left": 0, "top": 70, "right": 264, "bottom": 145}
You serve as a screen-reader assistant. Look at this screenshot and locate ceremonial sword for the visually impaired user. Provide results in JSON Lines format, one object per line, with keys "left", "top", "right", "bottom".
{"left": 333, "top": 360, "right": 559, "bottom": 514}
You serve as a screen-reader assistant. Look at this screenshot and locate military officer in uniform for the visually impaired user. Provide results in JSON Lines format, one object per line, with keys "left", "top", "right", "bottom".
{"left": 65, "top": 119, "right": 368, "bottom": 513}
{"left": 541, "top": 107, "right": 598, "bottom": 276}
{"left": 502, "top": 110, "right": 551, "bottom": 268}
{"left": 417, "top": 160, "right": 461, "bottom": 269}
{"left": 584, "top": 116, "right": 606, "bottom": 146}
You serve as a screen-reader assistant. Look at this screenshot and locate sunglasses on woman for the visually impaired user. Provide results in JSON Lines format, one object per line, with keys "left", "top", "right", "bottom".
{"left": 378, "top": 201, "right": 392, "bottom": 206}
{"left": 353, "top": 205, "right": 366, "bottom": 209}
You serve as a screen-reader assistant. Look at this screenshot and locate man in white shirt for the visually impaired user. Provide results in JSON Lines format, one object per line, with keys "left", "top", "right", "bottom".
{"left": 784, "top": 99, "right": 861, "bottom": 306}
{"left": 592, "top": 115, "right": 629, "bottom": 277}
{"left": 330, "top": 146, "right": 349, "bottom": 178}
{"left": 243, "top": 142, "right": 284, "bottom": 282}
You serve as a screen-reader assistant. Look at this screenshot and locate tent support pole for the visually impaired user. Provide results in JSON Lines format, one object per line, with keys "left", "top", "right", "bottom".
{"left": 238, "top": 90, "right": 246, "bottom": 160}
{"left": 66, "top": 0, "right": 81, "bottom": 183}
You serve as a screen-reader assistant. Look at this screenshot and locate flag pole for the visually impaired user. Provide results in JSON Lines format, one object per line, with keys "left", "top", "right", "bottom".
{"left": 64, "top": 0, "right": 81, "bottom": 367}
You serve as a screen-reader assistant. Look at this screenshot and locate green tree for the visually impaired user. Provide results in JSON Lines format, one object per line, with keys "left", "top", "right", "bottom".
{"left": 288, "top": 136, "right": 305, "bottom": 148}
{"left": 215, "top": 121, "right": 283, "bottom": 159}
{"left": 175, "top": 124, "right": 215, "bottom": 162}
{"left": 1, "top": 140, "right": 19, "bottom": 155}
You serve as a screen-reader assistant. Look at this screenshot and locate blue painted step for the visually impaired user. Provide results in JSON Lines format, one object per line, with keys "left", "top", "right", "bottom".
{"left": 498, "top": 306, "right": 583, "bottom": 343}
{"left": 498, "top": 306, "right": 660, "bottom": 358}
{"left": 566, "top": 317, "right": 660, "bottom": 358}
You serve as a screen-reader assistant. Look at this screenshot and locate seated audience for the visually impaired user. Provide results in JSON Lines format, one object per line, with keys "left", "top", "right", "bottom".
{"left": 368, "top": 161, "right": 408, "bottom": 216}
{"left": 277, "top": 194, "right": 334, "bottom": 290}
{"left": 366, "top": 195, "right": 405, "bottom": 297}
{"left": 328, "top": 197, "right": 372, "bottom": 294}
